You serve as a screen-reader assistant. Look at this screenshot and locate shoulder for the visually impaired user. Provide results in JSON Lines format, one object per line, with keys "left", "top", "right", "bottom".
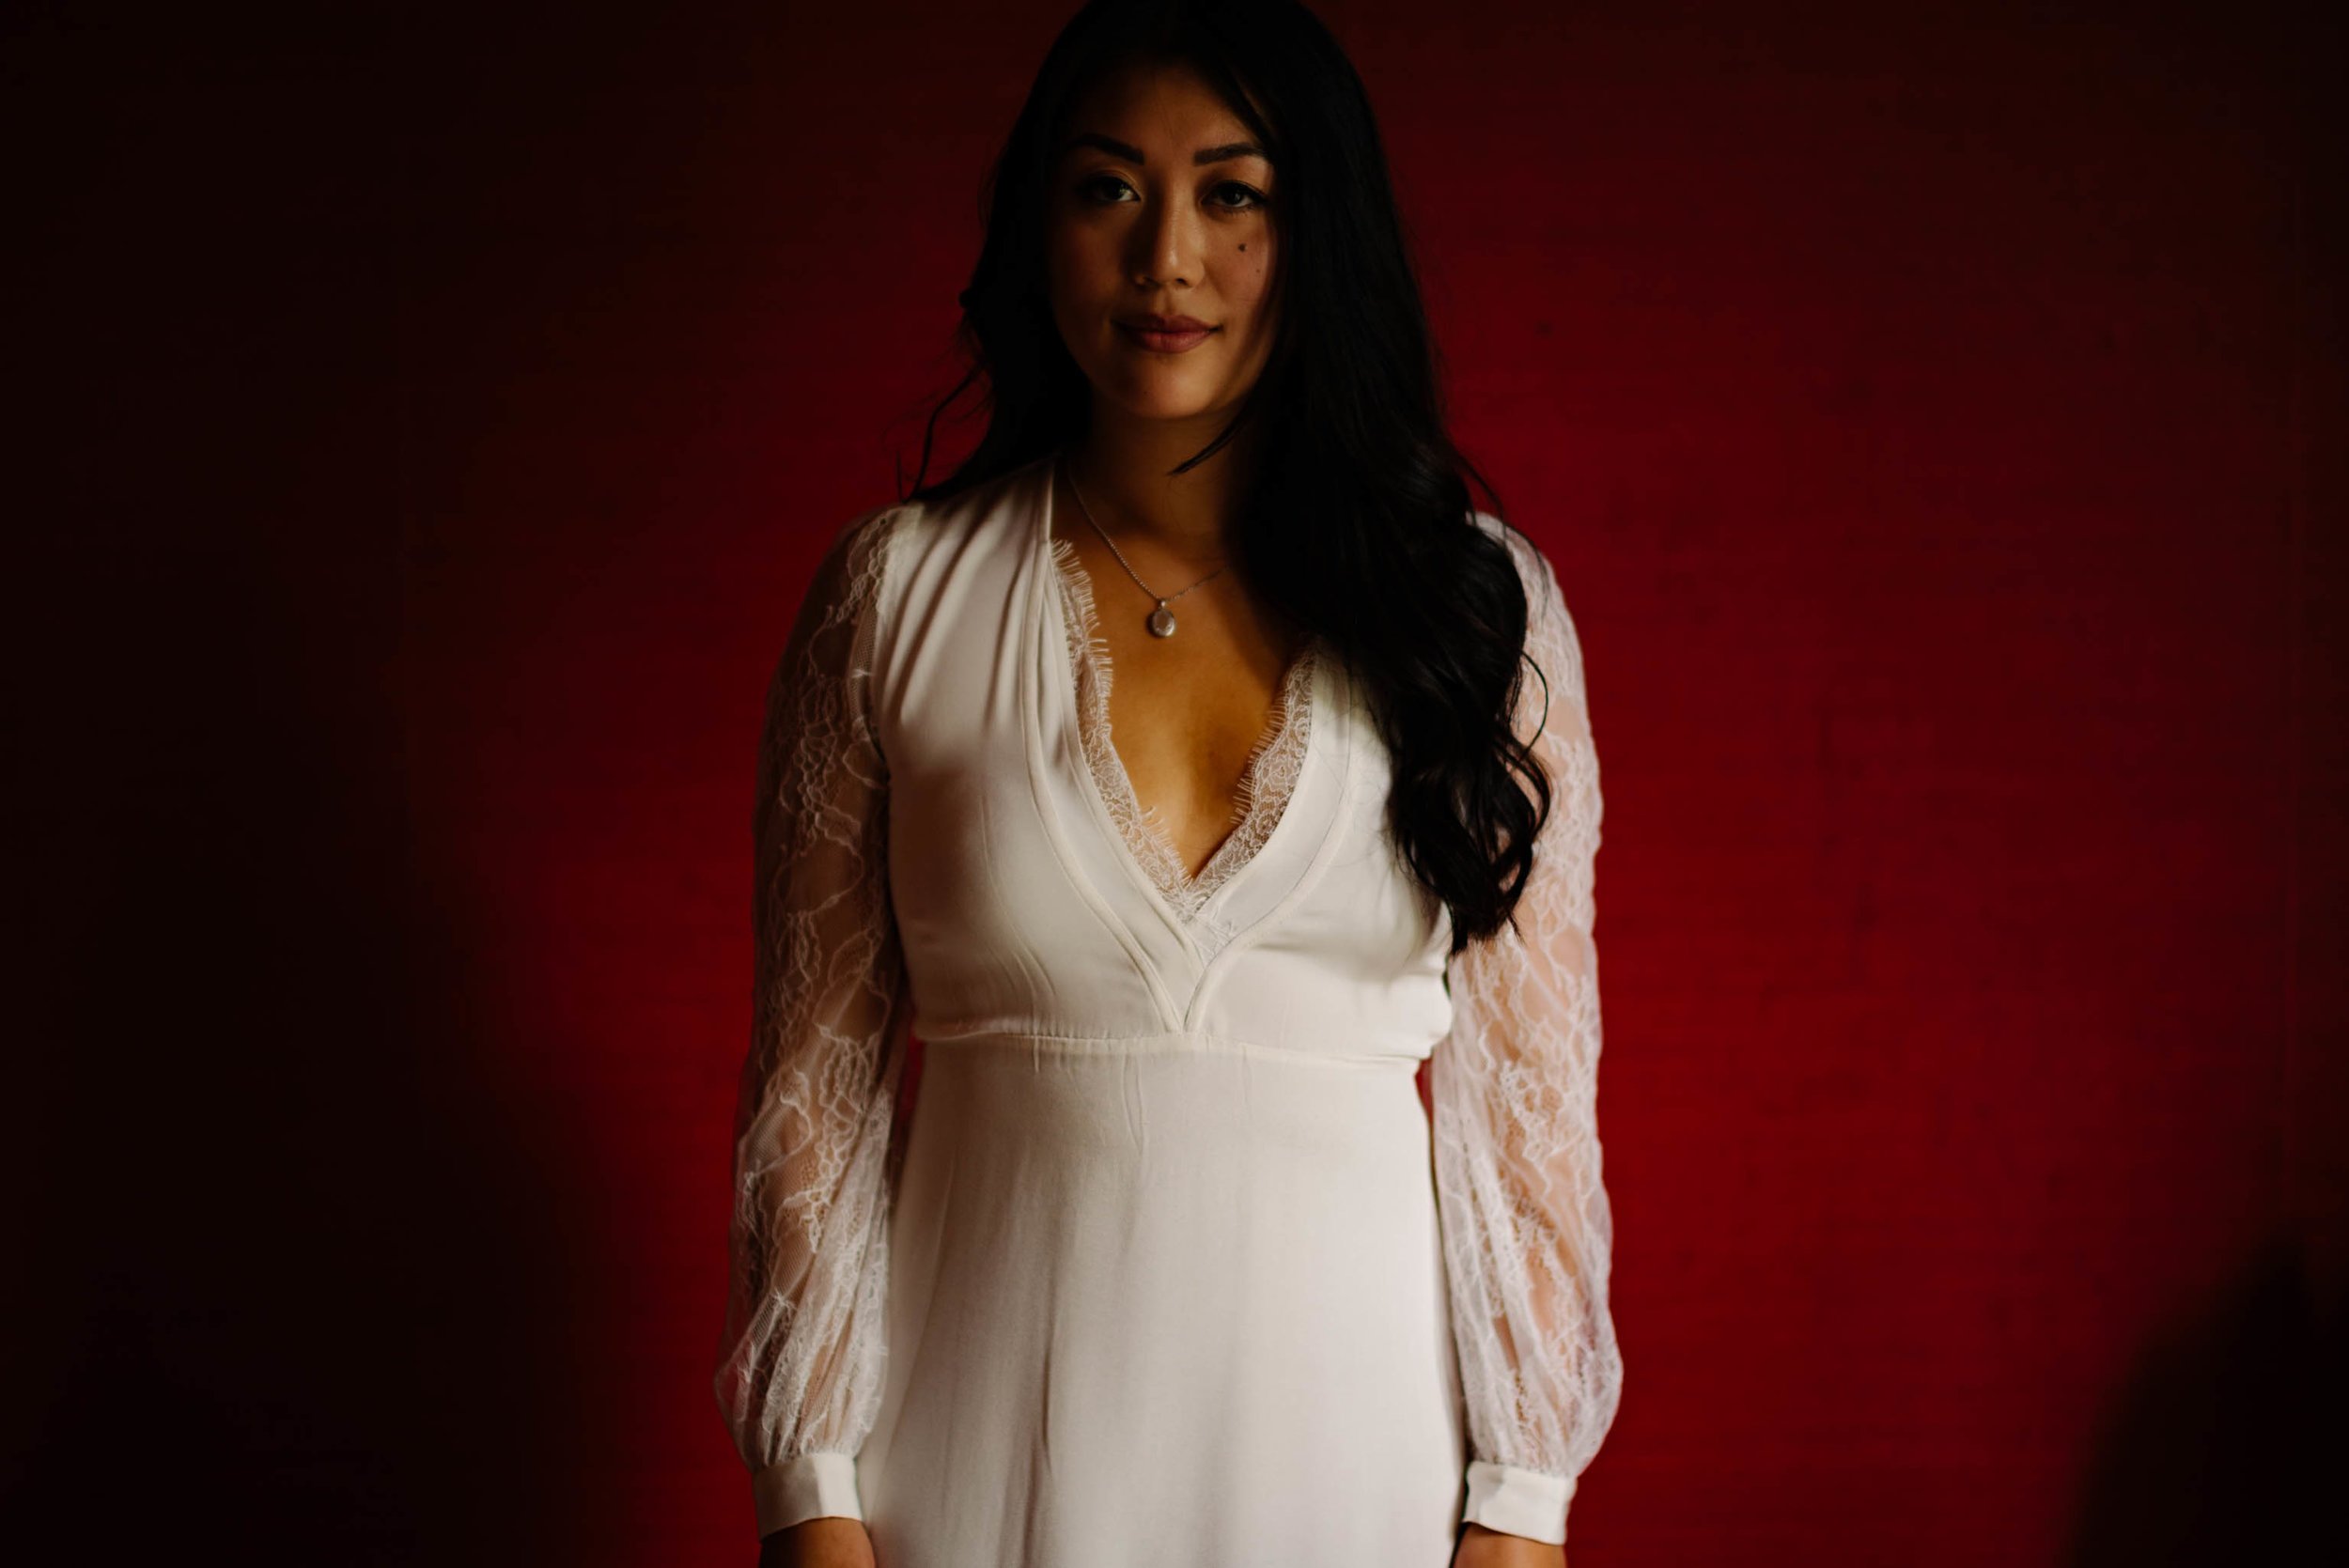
{"left": 830, "top": 455, "right": 1049, "bottom": 584}
{"left": 822, "top": 497, "right": 921, "bottom": 583}
{"left": 788, "top": 503, "right": 908, "bottom": 645}
{"left": 786, "top": 454, "right": 1048, "bottom": 669}
{"left": 1469, "top": 507, "right": 1572, "bottom": 634}
{"left": 800, "top": 476, "right": 980, "bottom": 625}
{"left": 1468, "top": 509, "right": 1590, "bottom": 733}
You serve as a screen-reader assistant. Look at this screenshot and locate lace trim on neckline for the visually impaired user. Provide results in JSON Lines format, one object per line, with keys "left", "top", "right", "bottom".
{"left": 1047, "top": 532, "right": 1318, "bottom": 925}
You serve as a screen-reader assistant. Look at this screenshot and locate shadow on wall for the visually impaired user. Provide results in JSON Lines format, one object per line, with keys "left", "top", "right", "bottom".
{"left": 2067, "top": 1228, "right": 2347, "bottom": 1566}
{"left": 6, "top": 351, "right": 610, "bottom": 1568}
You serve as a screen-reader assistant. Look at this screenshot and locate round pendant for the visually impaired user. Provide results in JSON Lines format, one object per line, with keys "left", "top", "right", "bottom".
{"left": 1147, "top": 604, "right": 1177, "bottom": 638}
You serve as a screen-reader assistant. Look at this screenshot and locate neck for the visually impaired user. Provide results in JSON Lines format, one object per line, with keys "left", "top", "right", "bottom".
{"left": 1064, "top": 406, "right": 1258, "bottom": 564}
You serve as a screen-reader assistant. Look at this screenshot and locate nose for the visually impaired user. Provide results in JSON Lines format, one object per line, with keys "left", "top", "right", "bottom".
{"left": 1128, "top": 188, "right": 1200, "bottom": 289}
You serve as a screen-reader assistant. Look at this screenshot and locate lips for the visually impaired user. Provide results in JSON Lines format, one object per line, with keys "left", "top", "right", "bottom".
{"left": 1117, "top": 316, "right": 1216, "bottom": 353}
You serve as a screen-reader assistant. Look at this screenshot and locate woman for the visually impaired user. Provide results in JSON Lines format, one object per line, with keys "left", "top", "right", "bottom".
{"left": 714, "top": 2, "right": 1624, "bottom": 1564}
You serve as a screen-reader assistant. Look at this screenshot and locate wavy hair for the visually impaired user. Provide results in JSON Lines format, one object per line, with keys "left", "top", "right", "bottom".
{"left": 899, "top": 0, "right": 1554, "bottom": 954}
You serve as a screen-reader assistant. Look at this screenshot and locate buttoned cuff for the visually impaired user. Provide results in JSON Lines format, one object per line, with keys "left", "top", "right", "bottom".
{"left": 753, "top": 1452, "right": 863, "bottom": 1538}
{"left": 1462, "top": 1459, "right": 1575, "bottom": 1545}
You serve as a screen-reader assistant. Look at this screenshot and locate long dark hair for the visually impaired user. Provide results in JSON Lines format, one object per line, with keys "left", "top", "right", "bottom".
{"left": 899, "top": 0, "right": 1552, "bottom": 955}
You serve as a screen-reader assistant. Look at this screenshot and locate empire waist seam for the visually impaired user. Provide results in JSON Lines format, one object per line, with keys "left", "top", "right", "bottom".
{"left": 915, "top": 1025, "right": 1434, "bottom": 1067}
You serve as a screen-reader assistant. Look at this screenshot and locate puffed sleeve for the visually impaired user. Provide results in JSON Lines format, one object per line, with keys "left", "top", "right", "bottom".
{"left": 1431, "top": 524, "right": 1626, "bottom": 1546}
{"left": 713, "top": 505, "right": 914, "bottom": 1540}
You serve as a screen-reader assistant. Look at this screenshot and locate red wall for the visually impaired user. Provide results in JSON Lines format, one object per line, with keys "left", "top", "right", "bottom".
{"left": 16, "top": 2, "right": 2342, "bottom": 1564}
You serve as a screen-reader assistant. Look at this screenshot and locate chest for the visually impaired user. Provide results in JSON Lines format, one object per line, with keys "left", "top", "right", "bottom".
{"left": 1062, "top": 526, "right": 1312, "bottom": 879}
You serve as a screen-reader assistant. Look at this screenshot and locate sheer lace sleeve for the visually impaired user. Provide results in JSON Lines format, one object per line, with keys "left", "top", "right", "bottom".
{"left": 1432, "top": 526, "right": 1626, "bottom": 1546}
{"left": 713, "top": 505, "right": 913, "bottom": 1541}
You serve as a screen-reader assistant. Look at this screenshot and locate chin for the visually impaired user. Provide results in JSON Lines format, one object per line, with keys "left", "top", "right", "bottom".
{"left": 1111, "top": 392, "right": 1229, "bottom": 425}
{"left": 1087, "top": 366, "right": 1214, "bottom": 417}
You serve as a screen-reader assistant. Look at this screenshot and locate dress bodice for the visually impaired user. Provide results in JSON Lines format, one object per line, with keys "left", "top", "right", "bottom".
{"left": 866, "top": 455, "right": 1457, "bottom": 1053}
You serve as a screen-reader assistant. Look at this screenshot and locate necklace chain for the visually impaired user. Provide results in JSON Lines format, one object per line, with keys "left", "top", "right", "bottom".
{"left": 1064, "top": 453, "right": 1227, "bottom": 639}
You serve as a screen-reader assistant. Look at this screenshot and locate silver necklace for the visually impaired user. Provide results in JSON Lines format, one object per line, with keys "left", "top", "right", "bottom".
{"left": 1065, "top": 458, "right": 1227, "bottom": 639}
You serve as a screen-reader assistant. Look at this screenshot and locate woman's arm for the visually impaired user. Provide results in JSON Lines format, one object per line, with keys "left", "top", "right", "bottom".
{"left": 1433, "top": 523, "right": 1625, "bottom": 1556}
{"left": 758, "top": 1515, "right": 878, "bottom": 1568}
{"left": 715, "top": 506, "right": 912, "bottom": 1552}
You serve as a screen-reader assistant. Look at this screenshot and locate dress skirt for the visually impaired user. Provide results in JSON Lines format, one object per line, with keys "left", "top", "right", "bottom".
{"left": 857, "top": 1032, "right": 1470, "bottom": 1567}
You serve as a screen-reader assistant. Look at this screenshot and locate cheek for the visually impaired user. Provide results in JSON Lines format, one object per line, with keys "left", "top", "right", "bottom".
{"left": 1228, "top": 237, "right": 1277, "bottom": 317}
{"left": 1048, "top": 217, "right": 1113, "bottom": 287}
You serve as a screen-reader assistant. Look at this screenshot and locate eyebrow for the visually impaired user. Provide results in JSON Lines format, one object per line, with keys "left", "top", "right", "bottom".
{"left": 1063, "top": 131, "right": 1271, "bottom": 165}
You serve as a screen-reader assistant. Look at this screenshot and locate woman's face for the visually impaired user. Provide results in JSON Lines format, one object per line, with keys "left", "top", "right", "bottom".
{"left": 1045, "top": 60, "right": 1281, "bottom": 427}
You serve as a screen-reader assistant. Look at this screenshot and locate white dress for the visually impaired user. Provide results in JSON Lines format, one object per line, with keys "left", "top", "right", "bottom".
{"left": 714, "top": 451, "right": 1623, "bottom": 1565}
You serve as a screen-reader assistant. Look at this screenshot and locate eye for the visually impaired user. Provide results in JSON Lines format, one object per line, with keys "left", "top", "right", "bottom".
{"left": 1072, "top": 174, "right": 1270, "bottom": 213}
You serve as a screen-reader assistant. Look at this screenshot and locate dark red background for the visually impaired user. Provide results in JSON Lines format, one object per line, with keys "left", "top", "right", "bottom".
{"left": 13, "top": 2, "right": 2343, "bottom": 1564}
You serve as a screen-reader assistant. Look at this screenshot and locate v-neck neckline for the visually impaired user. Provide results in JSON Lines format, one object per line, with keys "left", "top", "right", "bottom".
{"left": 1034, "top": 451, "right": 1328, "bottom": 937}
